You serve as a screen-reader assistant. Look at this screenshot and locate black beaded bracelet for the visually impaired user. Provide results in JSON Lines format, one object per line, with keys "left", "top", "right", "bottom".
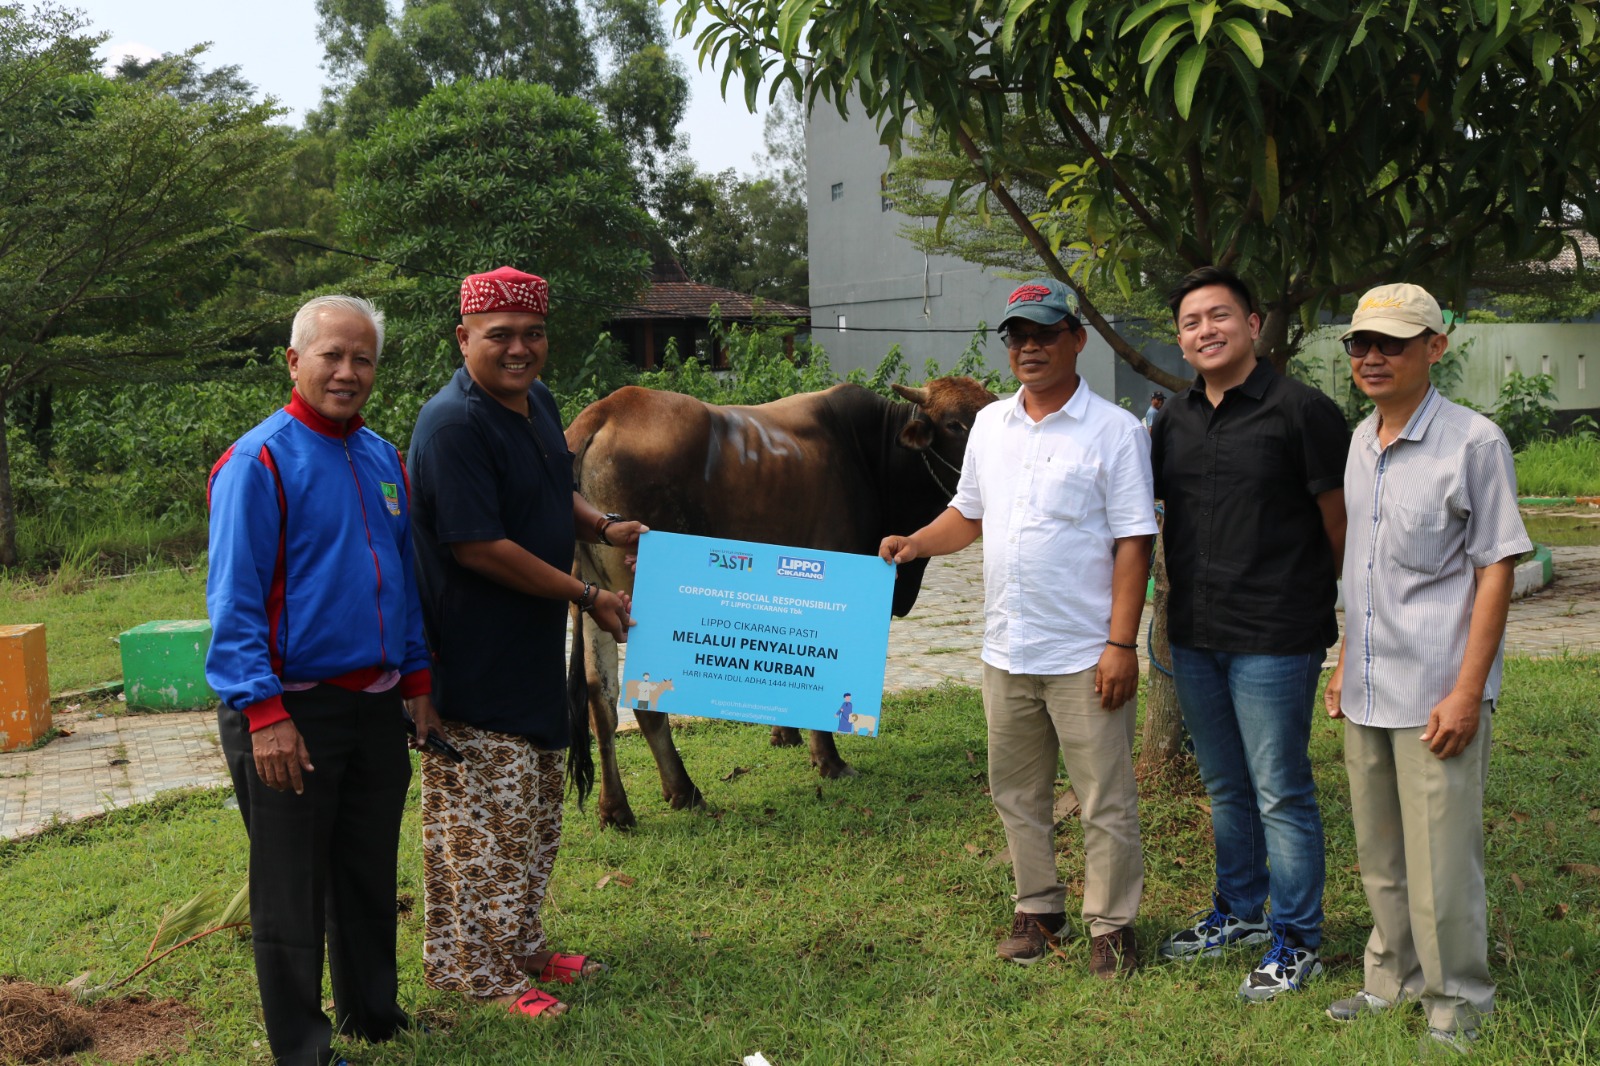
{"left": 1105, "top": 639, "right": 1137, "bottom": 650}
{"left": 576, "top": 580, "right": 597, "bottom": 611}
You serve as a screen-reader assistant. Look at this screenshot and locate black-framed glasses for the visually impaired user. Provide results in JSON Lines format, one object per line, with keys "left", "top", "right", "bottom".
{"left": 1001, "top": 326, "right": 1068, "bottom": 350}
{"left": 1343, "top": 330, "right": 1434, "bottom": 358}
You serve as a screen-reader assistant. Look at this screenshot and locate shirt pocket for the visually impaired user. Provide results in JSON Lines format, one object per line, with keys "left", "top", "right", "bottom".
{"left": 1037, "top": 461, "right": 1099, "bottom": 524}
{"left": 1389, "top": 501, "right": 1450, "bottom": 575}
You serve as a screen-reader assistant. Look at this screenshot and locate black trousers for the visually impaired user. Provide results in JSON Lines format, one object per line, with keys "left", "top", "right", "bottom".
{"left": 220, "top": 685, "right": 412, "bottom": 1066}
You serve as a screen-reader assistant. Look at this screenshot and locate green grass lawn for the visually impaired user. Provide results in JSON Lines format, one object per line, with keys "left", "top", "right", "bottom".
{"left": 1516, "top": 436, "right": 1600, "bottom": 499}
{"left": 0, "top": 564, "right": 209, "bottom": 695}
{"left": 2, "top": 659, "right": 1596, "bottom": 1064}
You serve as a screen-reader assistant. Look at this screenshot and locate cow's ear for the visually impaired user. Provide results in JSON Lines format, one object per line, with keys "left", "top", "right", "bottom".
{"left": 891, "top": 383, "right": 929, "bottom": 407}
{"left": 898, "top": 412, "right": 934, "bottom": 451}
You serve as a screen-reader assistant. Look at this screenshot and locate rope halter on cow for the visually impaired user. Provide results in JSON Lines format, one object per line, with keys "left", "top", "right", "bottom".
{"left": 919, "top": 444, "right": 963, "bottom": 497}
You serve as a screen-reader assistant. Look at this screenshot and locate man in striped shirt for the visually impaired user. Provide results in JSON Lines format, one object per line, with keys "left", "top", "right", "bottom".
{"left": 1324, "top": 284, "right": 1530, "bottom": 1055}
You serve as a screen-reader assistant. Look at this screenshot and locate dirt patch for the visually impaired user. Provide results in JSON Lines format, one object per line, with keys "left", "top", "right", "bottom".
{"left": 0, "top": 980, "right": 197, "bottom": 1064}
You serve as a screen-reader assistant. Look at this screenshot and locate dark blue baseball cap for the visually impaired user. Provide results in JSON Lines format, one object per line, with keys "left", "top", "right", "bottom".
{"left": 1001, "top": 278, "right": 1079, "bottom": 328}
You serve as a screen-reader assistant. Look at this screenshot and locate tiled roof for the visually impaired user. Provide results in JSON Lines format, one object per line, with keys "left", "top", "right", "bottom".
{"left": 1541, "top": 231, "right": 1600, "bottom": 273}
{"left": 609, "top": 281, "right": 810, "bottom": 323}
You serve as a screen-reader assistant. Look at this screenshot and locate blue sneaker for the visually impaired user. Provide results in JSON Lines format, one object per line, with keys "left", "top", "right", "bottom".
{"left": 1157, "top": 902, "right": 1271, "bottom": 959}
{"left": 1238, "top": 928, "right": 1322, "bottom": 1002}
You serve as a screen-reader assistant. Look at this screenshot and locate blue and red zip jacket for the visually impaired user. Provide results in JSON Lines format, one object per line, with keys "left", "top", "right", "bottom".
{"left": 205, "top": 390, "right": 431, "bottom": 731}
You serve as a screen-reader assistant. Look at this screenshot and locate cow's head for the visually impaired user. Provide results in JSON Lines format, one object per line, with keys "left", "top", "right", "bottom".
{"left": 891, "top": 376, "right": 998, "bottom": 472}
{"left": 881, "top": 377, "right": 997, "bottom": 616}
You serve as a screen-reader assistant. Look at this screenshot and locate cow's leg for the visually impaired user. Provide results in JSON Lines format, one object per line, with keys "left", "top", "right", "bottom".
{"left": 632, "top": 710, "right": 704, "bottom": 810}
{"left": 585, "top": 612, "right": 636, "bottom": 830}
{"left": 808, "top": 730, "right": 857, "bottom": 779}
{"left": 769, "top": 726, "right": 803, "bottom": 747}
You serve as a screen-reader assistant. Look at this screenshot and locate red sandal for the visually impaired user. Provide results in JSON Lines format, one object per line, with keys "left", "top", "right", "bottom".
{"left": 507, "top": 987, "right": 566, "bottom": 1018}
{"left": 535, "top": 952, "right": 607, "bottom": 984}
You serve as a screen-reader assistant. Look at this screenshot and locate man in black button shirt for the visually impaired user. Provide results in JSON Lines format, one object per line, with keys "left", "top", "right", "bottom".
{"left": 408, "top": 266, "right": 643, "bottom": 1019}
{"left": 1149, "top": 267, "right": 1349, "bottom": 1002}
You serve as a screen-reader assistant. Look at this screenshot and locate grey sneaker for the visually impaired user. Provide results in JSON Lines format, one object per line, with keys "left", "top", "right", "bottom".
{"left": 1157, "top": 903, "right": 1271, "bottom": 959}
{"left": 996, "top": 911, "right": 1067, "bottom": 965}
{"left": 1326, "top": 989, "right": 1394, "bottom": 1021}
{"left": 1237, "top": 930, "right": 1322, "bottom": 1002}
{"left": 1420, "top": 1027, "right": 1479, "bottom": 1056}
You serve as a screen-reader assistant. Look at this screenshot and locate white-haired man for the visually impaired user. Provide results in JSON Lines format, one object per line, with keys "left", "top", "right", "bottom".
{"left": 207, "top": 295, "right": 440, "bottom": 1066}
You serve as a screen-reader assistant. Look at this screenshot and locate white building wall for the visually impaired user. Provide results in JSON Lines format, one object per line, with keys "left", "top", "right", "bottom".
{"left": 805, "top": 98, "right": 1120, "bottom": 403}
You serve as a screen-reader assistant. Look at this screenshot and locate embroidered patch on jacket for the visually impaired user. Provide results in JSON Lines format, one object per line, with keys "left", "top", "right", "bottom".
{"left": 381, "top": 481, "right": 401, "bottom": 516}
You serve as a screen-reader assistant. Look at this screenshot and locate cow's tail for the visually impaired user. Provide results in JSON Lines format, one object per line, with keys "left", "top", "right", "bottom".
{"left": 566, "top": 596, "right": 595, "bottom": 808}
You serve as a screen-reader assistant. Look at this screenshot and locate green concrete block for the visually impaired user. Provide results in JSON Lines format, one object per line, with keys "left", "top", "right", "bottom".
{"left": 119, "top": 620, "right": 217, "bottom": 711}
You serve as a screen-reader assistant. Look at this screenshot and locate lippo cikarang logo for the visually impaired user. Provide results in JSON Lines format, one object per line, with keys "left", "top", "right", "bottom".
{"left": 776, "top": 554, "right": 826, "bottom": 581}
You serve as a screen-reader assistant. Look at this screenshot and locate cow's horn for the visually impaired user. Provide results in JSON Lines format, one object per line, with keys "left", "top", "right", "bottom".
{"left": 891, "top": 383, "right": 930, "bottom": 406}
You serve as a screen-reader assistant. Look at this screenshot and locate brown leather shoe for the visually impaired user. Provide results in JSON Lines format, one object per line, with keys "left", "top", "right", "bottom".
{"left": 996, "top": 911, "right": 1068, "bottom": 965}
{"left": 1090, "top": 927, "right": 1139, "bottom": 979}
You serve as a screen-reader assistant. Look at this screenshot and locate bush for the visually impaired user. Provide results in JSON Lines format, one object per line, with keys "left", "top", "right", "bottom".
{"left": 1492, "top": 370, "right": 1557, "bottom": 451}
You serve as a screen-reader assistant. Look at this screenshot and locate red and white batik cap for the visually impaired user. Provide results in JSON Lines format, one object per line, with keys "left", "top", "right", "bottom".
{"left": 460, "top": 266, "right": 549, "bottom": 316}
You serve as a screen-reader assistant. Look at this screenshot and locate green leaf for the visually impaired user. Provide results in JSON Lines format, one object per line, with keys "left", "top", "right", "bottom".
{"left": 1532, "top": 29, "right": 1559, "bottom": 81}
{"left": 1066, "top": 0, "right": 1091, "bottom": 39}
{"left": 1495, "top": 0, "right": 1512, "bottom": 36}
{"left": 218, "top": 883, "right": 251, "bottom": 927}
{"left": 1190, "top": 1, "right": 1219, "bottom": 41}
{"left": 778, "top": 0, "right": 825, "bottom": 55}
{"left": 1219, "top": 18, "right": 1264, "bottom": 67}
{"left": 1144, "top": 35, "right": 1186, "bottom": 93}
{"left": 1576, "top": 2, "right": 1598, "bottom": 46}
{"left": 1174, "top": 41, "right": 1208, "bottom": 119}
{"left": 1000, "top": 0, "right": 1039, "bottom": 51}
{"left": 1252, "top": 132, "right": 1280, "bottom": 222}
{"left": 1235, "top": 0, "right": 1292, "bottom": 15}
{"left": 1139, "top": 12, "right": 1190, "bottom": 64}
{"left": 1119, "top": 0, "right": 1183, "bottom": 38}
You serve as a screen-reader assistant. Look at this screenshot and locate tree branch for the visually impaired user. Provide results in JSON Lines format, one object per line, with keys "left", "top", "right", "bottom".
{"left": 953, "top": 126, "right": 1190, "bottom": 393}
{"left": 1186, "top": 142, "right": 1213, "bottom": 262}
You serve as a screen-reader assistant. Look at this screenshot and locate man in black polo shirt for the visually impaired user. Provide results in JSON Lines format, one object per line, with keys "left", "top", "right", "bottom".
{"left": 1150, "top": 267, "right": 1349, "bottom": 1002}
{"left": 408, "top": 266, "right": 642, "bottom": 1019}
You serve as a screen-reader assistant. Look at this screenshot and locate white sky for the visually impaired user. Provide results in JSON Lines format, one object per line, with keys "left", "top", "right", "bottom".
{"left": 72, "top": 0, "right": 770, "bottom": 176}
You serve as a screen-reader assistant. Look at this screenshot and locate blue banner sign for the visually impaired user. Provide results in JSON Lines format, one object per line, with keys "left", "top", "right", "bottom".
{"left": 621, "top": 531, "right": 895, "bottom": 736}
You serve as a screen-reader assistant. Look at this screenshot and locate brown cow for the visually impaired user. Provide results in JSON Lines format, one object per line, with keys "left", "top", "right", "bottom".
{"left": 566, "top": 377, "right": 997, "bottom": 829}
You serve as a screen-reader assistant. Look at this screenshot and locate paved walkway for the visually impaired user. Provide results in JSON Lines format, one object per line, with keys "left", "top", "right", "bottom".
{"left": 4, "top": 540, "right": 1598, "bottom": 841}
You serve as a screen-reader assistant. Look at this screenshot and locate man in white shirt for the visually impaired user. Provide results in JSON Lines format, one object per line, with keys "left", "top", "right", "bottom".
{"left": 880, "top": 279, "right": 1157, "bottom": 979}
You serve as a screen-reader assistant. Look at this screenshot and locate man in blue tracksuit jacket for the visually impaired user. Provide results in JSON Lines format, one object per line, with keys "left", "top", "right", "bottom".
{"left": 206, "top": 294, "right": 440, "bottom": 1066}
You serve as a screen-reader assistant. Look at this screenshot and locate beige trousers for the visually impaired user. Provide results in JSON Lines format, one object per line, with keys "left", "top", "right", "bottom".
{"left": 982, "top": 663, "right": 1144, "bottom": 936}
{"left": 1344, "top": 707, "right": 1495, "bottom": 1031}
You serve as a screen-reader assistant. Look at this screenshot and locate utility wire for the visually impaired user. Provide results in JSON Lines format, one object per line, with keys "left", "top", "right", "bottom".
{"left": 232, "top": 222, "right": 1011, "bottom": 336}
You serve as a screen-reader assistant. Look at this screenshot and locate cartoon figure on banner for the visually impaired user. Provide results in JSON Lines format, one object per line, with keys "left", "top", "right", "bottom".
{"left": 848, "top": 712, "right": 878, "bottom": 736}
{"left": 834, "top": 693, "right": 854, "bottom": 734}
{"left": 625, "top": 672, "right": 673, "bottom": 712}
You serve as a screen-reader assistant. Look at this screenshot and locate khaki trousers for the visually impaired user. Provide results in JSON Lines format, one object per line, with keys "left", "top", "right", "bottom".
{"left": 1345, "top": 708, "right": 1494, "bottom": 1031}
{"left": 982, "top": 663, "right": 1143, "bottom": 935}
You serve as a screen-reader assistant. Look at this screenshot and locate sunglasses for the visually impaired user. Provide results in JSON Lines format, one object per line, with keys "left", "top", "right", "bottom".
{"left": 1001, "top": 326, "right": 1070, "bottom": 350}
{"left": 1343, "top": 330, "right": 1434, "bottom": 358}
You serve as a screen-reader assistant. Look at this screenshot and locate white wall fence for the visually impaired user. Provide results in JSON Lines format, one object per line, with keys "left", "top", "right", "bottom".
{"left": 1297, "top": 322, "right": 1597, "bottom": 415}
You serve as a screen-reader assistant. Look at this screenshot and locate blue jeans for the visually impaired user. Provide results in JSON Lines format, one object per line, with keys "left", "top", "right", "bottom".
{"left": 1170, "top": 644, "right": 1326, "bottom": 948}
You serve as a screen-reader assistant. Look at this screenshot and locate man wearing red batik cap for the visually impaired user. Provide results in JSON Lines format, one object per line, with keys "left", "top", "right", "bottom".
{"left": 407, "top": 267, "right": 645, "bottom": 1019}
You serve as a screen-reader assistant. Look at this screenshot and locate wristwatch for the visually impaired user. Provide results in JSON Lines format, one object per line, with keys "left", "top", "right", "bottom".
{"left": 597, "top": 512, "right": 625, "bottom": 546}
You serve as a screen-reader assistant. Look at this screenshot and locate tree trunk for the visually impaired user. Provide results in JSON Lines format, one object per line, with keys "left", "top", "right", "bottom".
{"left": 0, "top": 398, "right": 18, "bottom": 567}
{"left": 1138, "top": 523, "right": 1184, "bottom": 773}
